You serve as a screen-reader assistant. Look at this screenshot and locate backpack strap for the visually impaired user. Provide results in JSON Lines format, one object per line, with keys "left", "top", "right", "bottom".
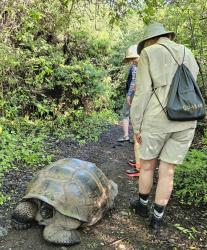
{"left": 150, "top": 44, "right": 185, "bottom": 116}
{"left": 157, "top": 43, "right": 185, "bottom": 65}
{"left": 150, "top": 75, "right": 167, "bottom": 116}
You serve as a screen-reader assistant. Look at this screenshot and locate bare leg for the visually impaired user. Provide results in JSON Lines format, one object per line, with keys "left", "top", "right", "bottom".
{"left": 139, "top": 159, "right": 157, "bottom": 194}
{"left": 130, "top": 159, "right": 156, "bottom": 217}
{"left": 122, "top": 117, "right": 129, "bottom": 138}
{"left": 134, "top": 136, "right": 140, "bottom": 167}
{"left": 155, "top": 161, "right": 176, "bottom": 206}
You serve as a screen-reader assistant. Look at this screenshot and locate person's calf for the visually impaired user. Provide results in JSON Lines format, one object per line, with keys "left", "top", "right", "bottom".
{"left": 155, "top": 161, "right": 175, "bottom": 206}
{"left": 138, "top": 159, "right": 157, "bottom": 194}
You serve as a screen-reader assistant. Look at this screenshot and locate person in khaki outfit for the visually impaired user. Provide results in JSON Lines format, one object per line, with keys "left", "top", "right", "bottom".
{"left": 129, "top": 22, "right": 199, "bottom": 232}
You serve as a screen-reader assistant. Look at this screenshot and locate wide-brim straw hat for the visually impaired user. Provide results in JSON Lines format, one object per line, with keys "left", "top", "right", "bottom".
{"left": 122, "top": 44, "right": 139, "bottom": 63}
{"left": 137, "top": 22, "right": 175, "bottom": 54}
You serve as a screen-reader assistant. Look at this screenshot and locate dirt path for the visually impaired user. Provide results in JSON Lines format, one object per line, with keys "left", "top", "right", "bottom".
{"left": 0, "top": 125, "right": 206, "bottom": 250}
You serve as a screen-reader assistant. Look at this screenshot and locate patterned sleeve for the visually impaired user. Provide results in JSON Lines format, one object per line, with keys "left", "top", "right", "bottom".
{"left": 127, "top": 65, "right": 137, "bottom": 96}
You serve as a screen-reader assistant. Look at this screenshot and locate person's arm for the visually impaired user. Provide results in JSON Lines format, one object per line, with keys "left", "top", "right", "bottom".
{"left": 130, "top": 49, "right": 153, "bottom": 135}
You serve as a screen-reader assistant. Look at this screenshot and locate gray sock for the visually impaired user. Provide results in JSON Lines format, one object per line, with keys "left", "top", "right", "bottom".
{"left": 139, "top": 193, "right": 149, "bottom": 206}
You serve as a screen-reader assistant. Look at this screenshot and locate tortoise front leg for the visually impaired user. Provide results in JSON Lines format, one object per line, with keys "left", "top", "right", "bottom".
{"left": 43, "top": 225, "right": 81, "bottom": 246}
{"left": 43, "top": 215, "right": 81, "bottom": 245}
{"left": 11, "top": 200, "right": 38, "bottom": 230}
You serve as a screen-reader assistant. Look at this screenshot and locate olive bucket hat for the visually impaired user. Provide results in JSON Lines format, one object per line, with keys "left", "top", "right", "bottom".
{"left": 137, "top": 22, "right": 175, "bottom": 54}
{"left": 123, "top": 44, "right": 139, "bottom": 63}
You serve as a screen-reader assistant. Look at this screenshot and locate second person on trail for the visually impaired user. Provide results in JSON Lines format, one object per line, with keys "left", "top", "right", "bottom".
{"left": 117, "top": 45, "right": 141, "bottom": 177}
{"left": 117, "top": 44, "right": 139, "bottom": 143}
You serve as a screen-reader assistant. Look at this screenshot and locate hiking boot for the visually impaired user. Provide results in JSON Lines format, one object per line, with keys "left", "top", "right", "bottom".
{"left": 129, "top": 197, "right": 149, "bottom": 218}
{"left": 149, "top": 216, "right": 163, "bottom": 233}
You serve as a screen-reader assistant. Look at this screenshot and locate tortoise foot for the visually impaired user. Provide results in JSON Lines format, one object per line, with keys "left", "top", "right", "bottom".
{"left": 11, "top": 201, "right": 37, "bottom": 230}
{"left": 43, "top": 225, "right": 81, "bottom": 246}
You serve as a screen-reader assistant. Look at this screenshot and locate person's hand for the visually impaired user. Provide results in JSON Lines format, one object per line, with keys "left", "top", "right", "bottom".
{"left": 135, "top": 132, "right": 142, "bottom": 144}
{"left": 127, "top": 96, "right": 132, "bottom": 106}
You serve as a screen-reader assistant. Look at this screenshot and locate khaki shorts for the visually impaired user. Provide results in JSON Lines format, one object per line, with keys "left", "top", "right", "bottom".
{"left": 140, "top": 128, "right": 195, "bottom": 164}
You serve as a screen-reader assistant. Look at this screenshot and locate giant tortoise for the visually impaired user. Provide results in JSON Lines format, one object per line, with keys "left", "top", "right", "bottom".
{"left": 11, "top": 158, "right": 118, "bottom": 245}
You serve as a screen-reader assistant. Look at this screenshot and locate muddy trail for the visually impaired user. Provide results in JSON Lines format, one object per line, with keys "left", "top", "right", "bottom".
{"left": 0, "top": 125, "right": 206, "bottom": 250}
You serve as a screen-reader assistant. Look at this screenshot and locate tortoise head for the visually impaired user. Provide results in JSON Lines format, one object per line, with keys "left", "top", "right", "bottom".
{"left": 33, "top": 201, "right": 55, "bottom": 226}
{"left": 39, "top": 201, "right": 54, "bottom": 219}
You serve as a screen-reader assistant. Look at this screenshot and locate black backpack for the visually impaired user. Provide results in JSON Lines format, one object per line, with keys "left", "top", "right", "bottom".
{"left": 153, "top": 44, "right": 206, "bottom": 121}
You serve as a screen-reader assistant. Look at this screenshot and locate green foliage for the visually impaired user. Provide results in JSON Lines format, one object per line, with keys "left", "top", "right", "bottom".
{"left": 174, "top": 224, "right": 199, "bottom": 240}
{"left": 174, "top": 149, "right": 207, "bottom": 206}
{"left": 0, "top": 118, "right": 52, "bottom": 204}
{"left": 0, "top": 0, "right": 120, "bottom": 119}
{"left": 62, "top": 109, "right": 117, "bottom": 143}
{"left": 203, "top": 129, "right": 207, "bottom": 145}
{"left": 0, "top": 192, "right": 7, "bottom": 206}
{"left": 154, "top": 0, "right": 207, "bottom": 98}
{"left": 0, "top": 120, "right": 52, "bottom": 169}
{"left": 53, "top": 60, "right": 112, "bottom": 113}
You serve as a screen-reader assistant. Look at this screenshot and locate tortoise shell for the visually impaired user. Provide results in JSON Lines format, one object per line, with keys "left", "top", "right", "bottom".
{"left": 23, "top": 158, "right": 115, "bottom": 223}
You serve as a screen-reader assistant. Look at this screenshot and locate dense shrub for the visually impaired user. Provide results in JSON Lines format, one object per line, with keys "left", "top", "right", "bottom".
{"left": 0, "top": 118, "right": 52, "bottom": 205}
{"left": 174, "top": 149, "right": 207, "bottom": 206}
{"left": 0, "top": 0, "right": 119, "bottom": 120}
{"left": 0, "top": 38, "right": 113, "bottom": 119}
{"left": 0, "top": 1, "right": 123, "bottom": 206}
